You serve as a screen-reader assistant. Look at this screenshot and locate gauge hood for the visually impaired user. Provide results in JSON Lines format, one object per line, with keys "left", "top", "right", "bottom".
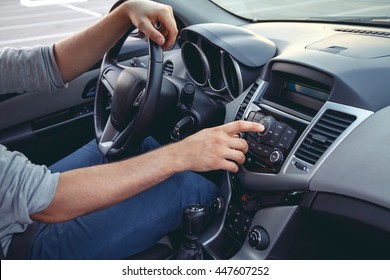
{"left": 178, "top": 23, "right": 277, "bottom": 68}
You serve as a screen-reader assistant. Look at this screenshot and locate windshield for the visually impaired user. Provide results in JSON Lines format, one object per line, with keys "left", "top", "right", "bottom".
{"left": 210, "top": 0, "right": 390, "bottom": 26}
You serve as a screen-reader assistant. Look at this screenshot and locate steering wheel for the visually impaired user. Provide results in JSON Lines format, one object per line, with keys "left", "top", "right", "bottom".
{"left": 94, "top": 27, "right": 163, "bottom": 159}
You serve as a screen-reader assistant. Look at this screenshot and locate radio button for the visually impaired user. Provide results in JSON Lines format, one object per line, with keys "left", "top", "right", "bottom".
{"left": 253, "top": 112, "right": 264, "bottom": 122}
{"left": 275, "top": 122, "right": 287, "bottom": 131}
{"left": 249, "top": 143, "right": 273, "bottom": 157}
{"left": 246, "top": 111, "right": 257, "bottom": 121}
{"left": 277, "top": 127, "right": 296, "bottom": 149}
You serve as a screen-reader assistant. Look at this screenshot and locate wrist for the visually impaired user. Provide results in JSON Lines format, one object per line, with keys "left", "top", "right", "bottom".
{"left": 109, "top": 0, "right": 128, "bottom": 13}
{"left": 108, "top": 0, "right": 134, "bottom": 22}
{"left": 161, "top": 142, "right": 192, "bottom": 175}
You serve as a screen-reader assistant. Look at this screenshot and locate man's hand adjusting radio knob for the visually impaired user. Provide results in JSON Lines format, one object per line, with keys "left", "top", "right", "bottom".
{"left": 257, "top": 116, "right": 276, "bottom": 141}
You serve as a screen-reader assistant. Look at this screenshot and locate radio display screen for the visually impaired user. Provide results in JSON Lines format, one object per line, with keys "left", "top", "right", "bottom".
{"left": 260, "top": 64, "right": 334, "bottom": 118}
{"left": 286, "top": 81, "right": 329, "bottom": 102}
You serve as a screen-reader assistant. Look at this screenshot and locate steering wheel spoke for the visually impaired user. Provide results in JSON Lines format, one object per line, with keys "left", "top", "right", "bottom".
{"left": 94, "top": 33, "right": 163, "bottom": 159}
{"left": 98, "top": 117, "right": 120, "bottom": 155}
{"left": 100, "top": 65, "right": 125, "bottom": 96}
{"left": 99, "top": 115, "right": 139, "bottom": 154}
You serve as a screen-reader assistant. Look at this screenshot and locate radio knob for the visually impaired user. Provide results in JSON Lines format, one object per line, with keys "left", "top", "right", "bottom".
{"left": 248, "top": 226, "right": 270, "bottom": 251}
{"left": 257, "top": 116, "right": 276, "bottom": 141}
{"left": 270, "top": 150, "right": 283, "bottom": 165}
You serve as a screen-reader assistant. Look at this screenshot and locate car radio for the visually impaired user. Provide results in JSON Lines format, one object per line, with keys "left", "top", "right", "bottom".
{"left": 244, "top": 110, "right": 298, "bottom": 173}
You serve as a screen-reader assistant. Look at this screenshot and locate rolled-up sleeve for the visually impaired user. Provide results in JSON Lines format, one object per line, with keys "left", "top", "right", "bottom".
{"left": 0, "top": 45, "right": 66, "bottom": 95}
{"left": 0, "top": 145, "right": 58, "bottom": 224}
{"left": 0, "top": 144, "right": 59, "bottom": 254}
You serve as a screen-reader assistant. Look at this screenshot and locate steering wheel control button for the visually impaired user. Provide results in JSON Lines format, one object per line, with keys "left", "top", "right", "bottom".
{"left": 248, "top": 226, "right": 270, "bottom": 251}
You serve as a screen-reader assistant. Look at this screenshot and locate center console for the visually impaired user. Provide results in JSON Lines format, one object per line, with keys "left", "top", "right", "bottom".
{"left": 203, "top": 61, "right": 353, "bottom": 259}
{"left": 241, "top": 62, "right": 334, "bottom": 172}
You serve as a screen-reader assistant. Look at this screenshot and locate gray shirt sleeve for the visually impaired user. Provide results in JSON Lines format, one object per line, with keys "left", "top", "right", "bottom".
{"left": 0, "top": 45, "right": 66, "bottom": 95}
{"left": 0, "top": 144, "right": 59, "bottom": 255}
{"left": 0, "top": 45, "right": 66, "bottom": 256}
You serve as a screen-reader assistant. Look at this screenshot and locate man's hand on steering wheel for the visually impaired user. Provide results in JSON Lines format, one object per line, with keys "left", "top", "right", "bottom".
{"left": 118, "top": 0, "right": 178, "bottom": 50}
{"left": 94, "top": 0, "right": 179, "bottom": 159}
{"left": 111, "top": 0, "right": 178, "bottom": 50}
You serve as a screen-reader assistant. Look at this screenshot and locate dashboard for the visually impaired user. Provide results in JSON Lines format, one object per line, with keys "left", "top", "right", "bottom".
{"left": 1, "top": 0, "right": 389, "bottom": 262}
{"left": 162, "top": 20, "right": 390, "bottom": 259}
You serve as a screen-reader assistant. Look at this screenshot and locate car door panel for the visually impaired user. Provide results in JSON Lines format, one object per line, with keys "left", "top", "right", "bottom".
{"left": 0, "top": 39, "right": 148, "bottom": 166}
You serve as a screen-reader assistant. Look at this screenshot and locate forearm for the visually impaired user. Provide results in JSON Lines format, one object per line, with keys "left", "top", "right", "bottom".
{"left": 53, "top": 0, "right": 177, "bottom": 83}
{"left": 54, "top": 5, "right": 130, "bottom": 83}
{"left": 31, "top": 121, "right": 263, "bottom": 223}
{"left": 31, "top": 143, "right": 184, "bottom": 223}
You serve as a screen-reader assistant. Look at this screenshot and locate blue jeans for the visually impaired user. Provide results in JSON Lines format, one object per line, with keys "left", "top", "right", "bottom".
{"left": 28, "top": 138, "right": 219, "bottom": 259}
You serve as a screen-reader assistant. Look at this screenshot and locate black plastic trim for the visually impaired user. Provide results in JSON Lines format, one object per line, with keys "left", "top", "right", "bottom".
{"left": 311, "top": 192, "right": 390, "bottom": 233}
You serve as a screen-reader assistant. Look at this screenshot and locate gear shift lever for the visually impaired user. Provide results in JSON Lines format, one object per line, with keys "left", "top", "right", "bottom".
{"left": 176, "top": 204, "right": 208, "bottom": 260}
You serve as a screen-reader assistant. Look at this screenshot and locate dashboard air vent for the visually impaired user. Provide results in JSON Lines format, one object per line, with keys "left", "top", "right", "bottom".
{"left": 295, "top": 109, "right": 356, "bottom": 165}
{"left": 163, "top": 61, "right": 174, "bottom": 76}
{"left": 335, "top": 28, "right": 390, "bottom": 38}
{"left": 235, "top": 83, "right": 258, "bottom": 120}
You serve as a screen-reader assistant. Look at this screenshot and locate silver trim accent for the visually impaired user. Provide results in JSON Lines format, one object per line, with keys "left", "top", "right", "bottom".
{"left": 32, "top": 110, "right": 93, "bottom": 134}
{"left": 233, "top": 78, "right": 268, "bottom": 121}
{"left": 208, "top": 78, "right": 227, "bottom": 92}
{"left": 208, "top": 50, "right": 227, "bottom": 92}
{"left": 181, "top": 41, "right": 210, "bottom": 86}
{"left": 98, "top": 117, "right": 119, "bottom": 155}
{"left": 201, "top": 171, "right": 232, "bottom": 247}
{"left": 221, "top": 51, "right": 243, "bottom": 99}
{"left": 257, "top": 103, "right": 310, "bottom": 126}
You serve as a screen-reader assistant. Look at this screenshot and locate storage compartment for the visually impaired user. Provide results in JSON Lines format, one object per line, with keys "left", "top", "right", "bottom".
{"left": 268, "top": 194, "right": 390, "bottom": 260}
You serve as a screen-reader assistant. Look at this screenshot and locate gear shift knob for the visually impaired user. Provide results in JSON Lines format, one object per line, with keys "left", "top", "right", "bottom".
{"left": 183, "top": 204, "right": 208, "bottom": 240}
{"left": 176, "top": 204, "right": 208, "bottom": 260}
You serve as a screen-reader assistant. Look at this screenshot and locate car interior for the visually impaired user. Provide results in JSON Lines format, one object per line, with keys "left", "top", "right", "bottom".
{"left": 1, "top": 0, "right": 390, "bottom": 260}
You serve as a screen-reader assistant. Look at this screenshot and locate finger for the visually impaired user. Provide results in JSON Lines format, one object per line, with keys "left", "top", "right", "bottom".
{"left": 225, "top": 148, "right": 246, "bottom": 164}
{"left": 223, "top": 120, "right": 264, "bottom": 135}
{"left": 228, "top": 138, "right": 248, "bottom": 153}
{"left": 158, "top": 27, "right": 169, "bottom": 38}
{"left": 157, "top": 15, "right": 178, "bottom": 49}
{"left": 137, "top": 19, "right": 166, "bottom": 46}
{"left": 220, "top": 160, "right": 239, "bottom": 173}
